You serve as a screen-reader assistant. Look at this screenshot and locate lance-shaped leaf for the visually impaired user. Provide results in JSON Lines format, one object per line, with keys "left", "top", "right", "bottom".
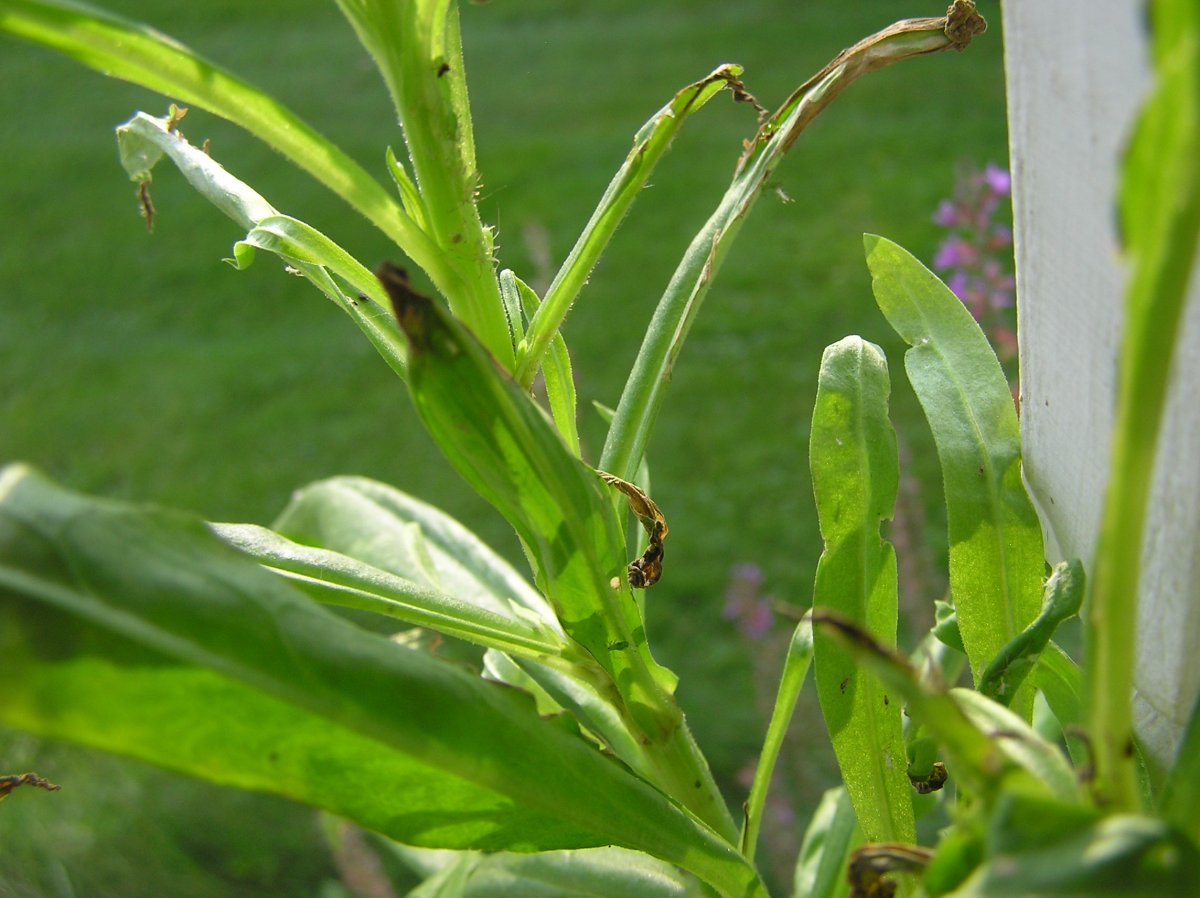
{"left": 742, "top": 615, "right": 816, "bottom": 861}
{"left": 865, "top": 234, "right": 1045, "bottom": 719}
{"left": 600, "top": 3, "right": 988, "bottom": 480}
{"left": 268, "top": 475, "right": 556, "bottom": 626}
{"left": 501, "top": 269, "right": 580, "bottom": 456}
{"left": 0, "top": 0, "right": 456, "bottom": 296}
{"left": 383, "top": 845, "right": 706, "bottom": 898}
{"left": 809, "top": 337, "right": 914, "bottom": 845}
{"left": 791, "top": 787, "right": 859, "bottom": 898}
{"left": 1160, "top": 690, "right": 1200, "bottom": 846}
{"left": 515, "top": 64, "right": 750, "bottom": 387}
{"left": 116, "top": 110, "right": 408, "bottom": 378}
{"left": 212, "top": 522, "right": 572, "bottom": 663}
{"left": 379, "top": 269, "right": 737, "bottom": 841}
{"left": 0, "top": 465, "right": 764, "bottom": 898}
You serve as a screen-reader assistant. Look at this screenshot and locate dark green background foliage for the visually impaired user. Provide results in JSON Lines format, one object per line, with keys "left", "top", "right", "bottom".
{"left": 0, "top": 1, "right": 1007, "bottom": 894}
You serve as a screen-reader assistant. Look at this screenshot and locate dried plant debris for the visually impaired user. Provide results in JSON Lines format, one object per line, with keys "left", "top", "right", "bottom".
{"left": 0, "top": 772, "right": 62, "bottom": 801}
{"left": 599, "top": 471, "right": 669, "bottom": 589}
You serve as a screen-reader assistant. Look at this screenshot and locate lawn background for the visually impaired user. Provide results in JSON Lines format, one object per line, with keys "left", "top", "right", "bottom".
{"left": 0, "top": 1, "right": 1008, "bottom": 894}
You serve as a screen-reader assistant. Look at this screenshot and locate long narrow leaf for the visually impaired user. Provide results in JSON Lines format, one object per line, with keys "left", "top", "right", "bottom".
{"left": 791, "top": 787, "right": 858, "bottom": 898}
{"left": 809, "top": 337, "right": 914, "bottom": 845}
{"left": 270, "top": 475, "right": 557, "bottom": 624}
{"left": 864, "top": 234, "right": 1045, "bottom": 719}
{"left": 600, "top": 3, "right": 987, "bottom": 480}
{"left": 515, "top": 64, "right": 749, "bottom": 387}
{"left": 503, "top": 270, "right": 580, "bottom": 456}
{"left": 212, "top": 522, "right": 571, "bottom": 661}
{"left": 116, "top": 111, "right": 409, "bottom": 377}
{"left": 0, "top": 465, "right": 764, "bottom": 898}
{"left": 742, "top": 615, "right": 815, "bottom": 861}
{"left": 1159, "top": 690, "right": 1200, "bottom": 845}
{"left": 1031, "top": 642, "right": 1088, "bottom": 765}
{"left": 386, "top": 845, "right": 705, "bottom": 898}
{"left": 0, "top": 0, "right": 460, "bottom": 298}
{"left": 381, "top": 271, "right": 737, "bottom": 841}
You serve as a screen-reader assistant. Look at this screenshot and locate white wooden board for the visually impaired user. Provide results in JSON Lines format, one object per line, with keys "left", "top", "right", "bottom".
{"left": 1003, "top": 0, "right": 1199, "bottom": 780}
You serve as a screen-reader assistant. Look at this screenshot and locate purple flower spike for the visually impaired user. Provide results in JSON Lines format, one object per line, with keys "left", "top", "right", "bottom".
{"left": 931, "top": 161, "right": 1017, "bottom": 373}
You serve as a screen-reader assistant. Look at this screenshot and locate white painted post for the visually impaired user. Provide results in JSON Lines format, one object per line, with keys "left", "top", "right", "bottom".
{"left": 1003, "top": 1, "right": 1200, "bottom": 782}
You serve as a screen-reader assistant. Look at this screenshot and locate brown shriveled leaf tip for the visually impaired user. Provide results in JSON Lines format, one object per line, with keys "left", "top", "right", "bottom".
{"left": 137, "top": 181, "right": 155, "bottom": 233}
{"left": 375, "top": 261, "right": 435, "bottom": 350}
{"left": 0, "top": 772, "right": 62, "bottom": 800}
{"left": 598, "top": 471, "right": 670, "bottom": 589}
{"left": 945, "top": 0, "right": 987, "bottom": 49}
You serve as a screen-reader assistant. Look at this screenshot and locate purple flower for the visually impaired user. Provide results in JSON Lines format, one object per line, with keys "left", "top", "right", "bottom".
{"left": 984, "top": 163, "right": 1011, "bottom": 196}
{"left": 931, "top": 162, "right": 1017, "bottom": 367}
{"left": 934, "top": 237, "right": 977, "bottom": 271}
{"left": 946, "top": 270, "right": 970, "bottom": 302}
{"left": 932, "top": 199, "right": 960, "bottom": 227}
{"left": 723, "top": 564, "right": 774, "bottom": 640}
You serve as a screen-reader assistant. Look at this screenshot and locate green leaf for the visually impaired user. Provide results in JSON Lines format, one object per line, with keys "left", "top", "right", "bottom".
{"left": 515, "top": 64, "right": 748, "bottom": 387}
{"left": 742, "top": 615, "right": 815, "bottom": 860}
{"left": 1159, "top": 688, "right": 1200, "bottom": 845}
{"left": 1031, "top": 642, "right": 1088, "bottom": 765}
{"left": 382, "top": 277, "right": 737, "bottom": 842}
{"left": 791, "top": 787, "right": 857, "bottom": 898}
{"left": 978, "top": 559, "right": 1084, "bottom": 706}
{"left": 812, "top": 610, "right": 1076, "bottom": 805}
{"left": 437, "top": 847, "right": 706, "bottom": 898}
{"left": 944, "top": 795, "right": 1200, "bottom": 897}
{"left": 600, "top": 8, "right": 987, "bottom": 480}
{"left": 116, "top": 111, "right": 408, "bottom": 379}
{"left": 212, "top": 522, "right": 570, "bottom": 661}
{"left": 0, "top": 0, "right": 455, "bottom": 296}
{"left": 332, "top": 0, "right": 512, "bottom": 366}
{"left": 809, "top": 337, "right": 914, "bottom": 845}
{"left": 1088, "top": 0, "right": 1200, "bottom": 811}
{"left": 502, "top": 270, "right": 581, "bottom": 457}
{"left": 864, "top": 234, "right": 1045, "bottom": 718}
{"left": 0, "top": 465, "right": 764, "bottom": 898}
{"left": 269, "top": 475, "right": 556, "bottom": 625}
{"left": 952, "top": 688, "right": 1081, "bottom": 804}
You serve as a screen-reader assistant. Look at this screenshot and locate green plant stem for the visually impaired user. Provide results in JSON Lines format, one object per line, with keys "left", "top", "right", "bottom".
{"left": 335, "top": 0, "right": 512, "bottom": 366}
{"left": 600, "top": 2, "right": 987, "bottom": 479}
{"left": 1086, "top": 0, "right": 1199, "bottom": 811}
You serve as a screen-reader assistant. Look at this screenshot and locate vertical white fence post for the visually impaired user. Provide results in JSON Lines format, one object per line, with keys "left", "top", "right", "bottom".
{"left": 1003, "top": 1, "right": 1200, "bottom": 782}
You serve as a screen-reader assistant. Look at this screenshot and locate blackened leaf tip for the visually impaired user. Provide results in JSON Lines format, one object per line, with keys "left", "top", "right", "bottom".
{"left": 375, "top": 261, "right": 434, "bottom": 350}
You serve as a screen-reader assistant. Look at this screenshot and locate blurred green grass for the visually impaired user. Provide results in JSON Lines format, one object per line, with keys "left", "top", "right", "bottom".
{"left": 0, "top": 1, "right": 1008, "bottom": 894}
